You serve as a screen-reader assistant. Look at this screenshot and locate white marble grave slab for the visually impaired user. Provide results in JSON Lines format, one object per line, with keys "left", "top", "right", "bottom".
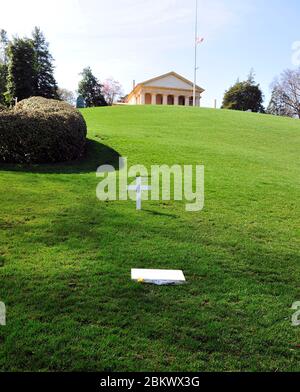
{"left": 131, "top": 269, "right": 186, "bottom": 285}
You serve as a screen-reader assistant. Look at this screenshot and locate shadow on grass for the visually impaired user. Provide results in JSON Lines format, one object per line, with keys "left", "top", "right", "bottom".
{"left": 143, "top": 209, "right": 178, "bottom": 219}
{"left": 0, "top": 139, "right": 122, "bottom": 174}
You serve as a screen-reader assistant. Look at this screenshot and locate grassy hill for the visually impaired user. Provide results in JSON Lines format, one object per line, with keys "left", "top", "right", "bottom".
{"left": 0, "top": 105, "right": 299, "bottom": 371}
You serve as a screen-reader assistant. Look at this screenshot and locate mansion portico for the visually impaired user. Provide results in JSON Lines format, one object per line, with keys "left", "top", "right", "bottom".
{"left": 126, "top": 71, "right": 205, "bottom": 107}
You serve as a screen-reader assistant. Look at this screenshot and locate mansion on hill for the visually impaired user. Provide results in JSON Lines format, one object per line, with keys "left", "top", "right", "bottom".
{"left": 125, "top": 71, "right": 205, "bottom": 107}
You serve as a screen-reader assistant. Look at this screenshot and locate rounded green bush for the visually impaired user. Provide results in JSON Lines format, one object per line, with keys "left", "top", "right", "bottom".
{"left": 0, "top": 97, "right": 87, "bottom": 163}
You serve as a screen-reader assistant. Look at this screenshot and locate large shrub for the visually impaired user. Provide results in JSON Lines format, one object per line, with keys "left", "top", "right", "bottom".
{"left": 0, "top": 97, "right": 87, "bottom": 163}
{"left": 222, "top": 72, "right": 265, "bottom": 113}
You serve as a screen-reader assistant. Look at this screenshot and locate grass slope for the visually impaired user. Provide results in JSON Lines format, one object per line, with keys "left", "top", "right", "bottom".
{"left": 0, "top": 106, "right": 299, "bottom": 371}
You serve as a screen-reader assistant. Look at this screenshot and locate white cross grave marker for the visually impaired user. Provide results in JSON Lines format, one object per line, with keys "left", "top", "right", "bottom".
{"left": 127, "top": 177, "right": 151, "bottom": 210}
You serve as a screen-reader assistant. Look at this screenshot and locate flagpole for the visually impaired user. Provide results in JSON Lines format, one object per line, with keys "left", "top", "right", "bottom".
{"left": 193, "top": 0, "right": 198, "bottom": 107}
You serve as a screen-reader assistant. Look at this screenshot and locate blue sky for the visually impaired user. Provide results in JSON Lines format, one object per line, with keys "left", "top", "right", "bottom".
{"left": 1, "top": 0, "right": 300, "bottom": 107}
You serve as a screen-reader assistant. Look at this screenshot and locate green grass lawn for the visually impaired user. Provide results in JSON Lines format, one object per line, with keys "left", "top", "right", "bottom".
{"left": 0, "top": 105, "right": 299, "bottom": 371}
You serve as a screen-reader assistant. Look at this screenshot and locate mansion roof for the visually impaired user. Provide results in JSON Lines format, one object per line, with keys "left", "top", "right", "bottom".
{"left": 127, "top": 71, "right": 205, "bottom": 100}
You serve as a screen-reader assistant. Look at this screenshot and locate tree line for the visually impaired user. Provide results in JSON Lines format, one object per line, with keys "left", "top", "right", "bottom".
{"left": 222, "top": 68, "right": 300, "bottom": 118}
{"left": 1, "top": 26, "right": 298, "bottom": 116}
{"left": 0, "top": 27, "right": 58, "bottom": 105}
{"left": 77, "top": 67, "right": 122, "bottom": 108}
{"left": 0, "top": 28, "right": 122, "bottom": 108}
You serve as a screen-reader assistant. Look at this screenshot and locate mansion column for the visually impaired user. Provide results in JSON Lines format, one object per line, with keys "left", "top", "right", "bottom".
{"left": 151, "top": 94, "right": 156, "bottom": 105}
{"left": 185, "top": 96, "right": 189, "bottom": 106}
{"left": 140, "top": 93, "right": 145, "bottom": 105}
{"left": 163, "top": 95, "right": 168, "bottom": 105}
{"left": 174, "top": 96, "right": 179, "bottom": 105}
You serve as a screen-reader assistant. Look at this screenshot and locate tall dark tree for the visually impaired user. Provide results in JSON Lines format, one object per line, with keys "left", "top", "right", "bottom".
{"left": 0, "top": 64, "right": 7, "bottom": 104}
{"left": 6, "top": 38, "right": 36, "bottom": 104}
{"left": 78, "top": 67, "right": 106, "bottom": 107}
{"left": 32, "top": 27, "right": 58, "bottom": 99}
{"left": 222, "top": 71, "right": 265, "bottom": 113}
{"left": 0, "top": 29, "right": 9, "bottom": 105}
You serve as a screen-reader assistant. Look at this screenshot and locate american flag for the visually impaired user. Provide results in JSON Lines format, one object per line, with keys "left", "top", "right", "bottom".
{"left": 196, "top": 37, "right": 204, "bottom": 45}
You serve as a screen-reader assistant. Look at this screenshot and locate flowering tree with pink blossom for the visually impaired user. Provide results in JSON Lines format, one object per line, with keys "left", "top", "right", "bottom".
{"left": 102, "top": 78, "right": 123, "bottom": 106}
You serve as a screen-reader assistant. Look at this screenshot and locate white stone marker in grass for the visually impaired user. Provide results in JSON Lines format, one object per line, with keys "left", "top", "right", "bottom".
{"left": 131, "top": 269, "right": 186, "bottom": 285}
{"left": 127, "top": 177, "right": 151, "bottom": 210}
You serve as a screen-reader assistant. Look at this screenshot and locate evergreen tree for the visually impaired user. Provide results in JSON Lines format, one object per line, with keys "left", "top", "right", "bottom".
{"left": 6, "top": 38, "right": 36, "bottom": 104}
{"left": 32, "top": 27, "right": 58, "bottom": 99}
{"left": 222, "top": 71, "right": 265, "bottom": 113}
{"left": 0, "top": 64, "right": 7, "bottom": 105}
{"left": 78, "top": 67, "right": 107, "bottom": 107}
{"left": 0, "top": 30, "right": 9, "bottom": 105}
